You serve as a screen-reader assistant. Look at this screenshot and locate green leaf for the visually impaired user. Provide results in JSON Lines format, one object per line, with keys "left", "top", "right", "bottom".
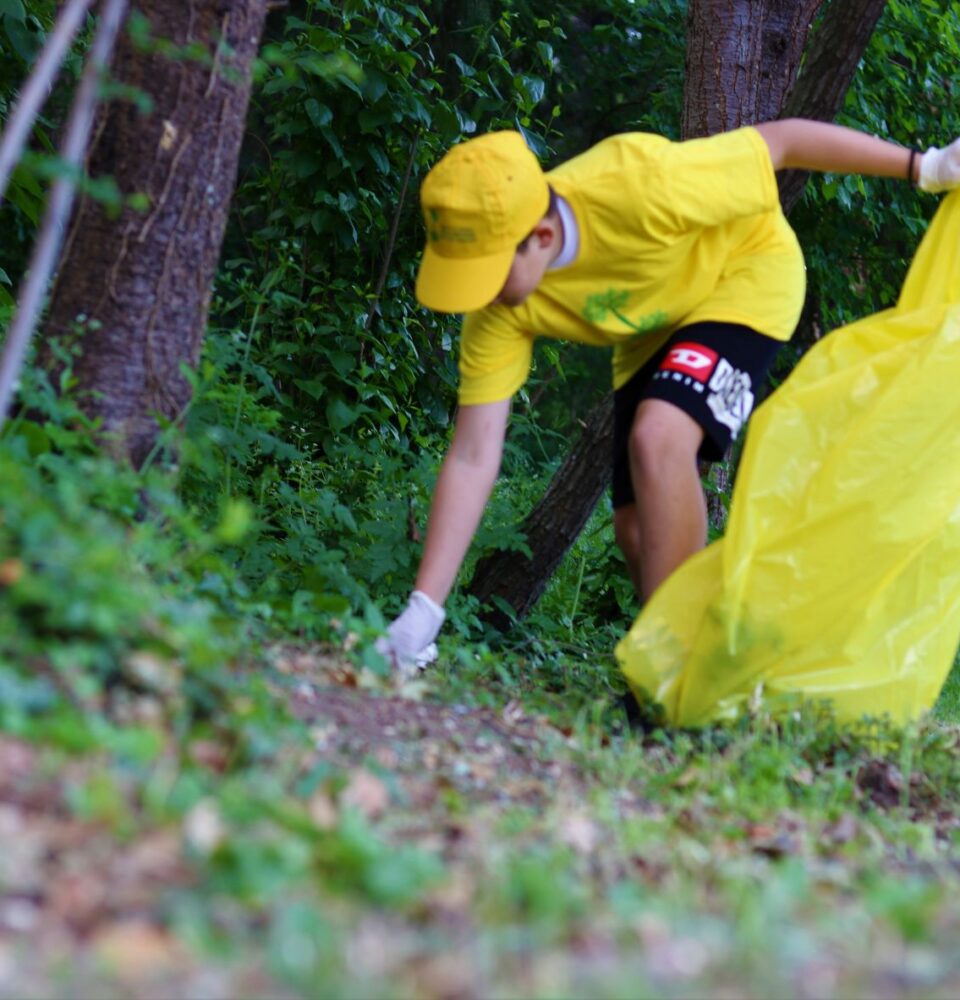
{"left": 450, "top": 54, "right": 475, "bottom": 78}
{"left": 305, "top": 99, "right": 333, "bottom": 127}
{"left": 517, "top": 74, "right": 546, "bottom": 106}
{"left": 334, "top": 69, "right": 363, "bottom": 96}
{"left": 536, "top": 41, "right": 554, "bottom": 66}
{"left": 320, "top": 126, "right": 345, "bottom": 161}
{"left": 326, "top": 397, "right": 359, "bottom": 432}
{"left": 216, "top": 499, "right": 253, "bottom": 544}
{"left": 358, "top": 108, "right": 394, "bottom": 132}
{"left": 293, "top": 378, "right": 327, "bottom": 400}
{"left": 363, "top": 68, "right": 390, "bottom": 103}
{"left": 392, "top": 50, "right": 416, "bottom": 75}
{"left": 456, "top": 108, "right": 477, "bottom": 134}
{"left": 368, "top": 144, "right": 390, "bottom": 174}
{"left": 12, "top": 422, "right": 51, "bottom": 456}
{"left": 4, "top": 15, "right": 37, "bottom": 62}
{"left": 328, "top": 351, "right": 355, "bottom": 377}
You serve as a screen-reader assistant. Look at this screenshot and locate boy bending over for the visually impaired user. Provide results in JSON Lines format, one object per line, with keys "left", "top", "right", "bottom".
{"left": 380, "top": 120, "right": 960, "bottom": 669}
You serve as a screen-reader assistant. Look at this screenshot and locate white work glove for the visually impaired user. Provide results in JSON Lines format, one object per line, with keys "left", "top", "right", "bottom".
{"left": 375, "top": 590, "right": 445, "bottom": 672}
{"left": 919, "top": 139, "right": 960, "bottom": 193}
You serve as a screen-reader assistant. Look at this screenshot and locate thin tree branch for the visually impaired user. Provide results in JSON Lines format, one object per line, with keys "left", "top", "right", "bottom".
{"left": 0, "top": 0, "right": 128, "bottom": 427}
{"left": 0, "top": 0, "right": 94, "bottom": 205}
{"left": 364, "top": 132, "right": 420, "bottom": 334}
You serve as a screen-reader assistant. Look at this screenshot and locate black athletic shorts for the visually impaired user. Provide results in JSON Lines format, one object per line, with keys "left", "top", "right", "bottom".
{"left": 611, "top": 321, "right": 783, "bottom": 509}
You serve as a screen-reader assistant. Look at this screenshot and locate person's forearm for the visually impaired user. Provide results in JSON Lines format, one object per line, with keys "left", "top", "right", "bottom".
{"left": 414, "top": 449, "right": 500, "bottom": 604}
{"left": 756, "top": 119, "right": 915, "bottom": 181}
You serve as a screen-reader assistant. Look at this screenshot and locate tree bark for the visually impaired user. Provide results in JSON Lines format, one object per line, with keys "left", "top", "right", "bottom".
{"left": 469, "top": 0, "right": 888, "bottom": 626}
{"left": 40, "top": 0, "right": 269, "bottom": 467}
{"left": 681, "top": 0, "right": 822, "bottom": 138}
{"left": 683, "top": 0, "right": 823, "bottom": 530}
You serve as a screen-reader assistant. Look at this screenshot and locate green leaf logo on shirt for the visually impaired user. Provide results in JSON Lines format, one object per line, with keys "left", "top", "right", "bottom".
{"left": 582, "top": 289, "right": 667, "bottom": 336}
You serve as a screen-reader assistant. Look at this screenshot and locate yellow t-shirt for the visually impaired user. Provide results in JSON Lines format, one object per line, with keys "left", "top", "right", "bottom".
{"left": 457, "top": 126, "right": 806, "bottom": 405}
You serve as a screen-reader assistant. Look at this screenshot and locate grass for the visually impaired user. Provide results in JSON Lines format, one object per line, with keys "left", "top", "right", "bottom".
{"left": 934, "top": 658, "right": 960, "bottom": 720}
{"left": 5, "top": 636, "right": 960, "bottom": 998}
{"left": 3, "top": 436, "right": 960, "bottom": 996}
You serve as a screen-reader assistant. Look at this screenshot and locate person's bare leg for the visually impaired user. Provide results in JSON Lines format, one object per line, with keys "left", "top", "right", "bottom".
{"left": 628, "top": 398, "right": 707, "bottom": 601}
{"left": 613, "top": 503, "right": 643, "bottom": 599}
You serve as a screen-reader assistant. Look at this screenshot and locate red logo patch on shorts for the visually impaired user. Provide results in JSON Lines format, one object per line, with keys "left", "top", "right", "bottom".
{"left": 660, "top": 343, "right": 719, "bottom": 382}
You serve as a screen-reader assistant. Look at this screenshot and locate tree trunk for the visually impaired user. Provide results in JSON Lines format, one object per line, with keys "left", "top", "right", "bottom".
{"left": 683, "top": 0, "right": 823, "bottom": 529}
{"left": 682, "top": 0, "right": 822, "bottom": 138}
{"left": 469, "top": 0, "right": 887, "bottom": 626}
{"left": 40, "top": 0, "right": 269, "bottom": 467}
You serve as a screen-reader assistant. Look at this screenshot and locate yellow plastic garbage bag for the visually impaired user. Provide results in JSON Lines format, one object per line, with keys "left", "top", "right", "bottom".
{"left": 616, "top": 191, "right": 960, "bottom": 727}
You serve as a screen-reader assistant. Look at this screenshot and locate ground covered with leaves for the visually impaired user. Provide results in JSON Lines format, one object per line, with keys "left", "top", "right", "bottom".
{"left": 4, "top": 639, "right": 960, "bottom": 999}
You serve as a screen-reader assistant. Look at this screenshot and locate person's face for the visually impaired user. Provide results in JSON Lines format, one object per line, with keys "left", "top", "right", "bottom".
{"left": 493, "top": 218, "right": 560, "bottom": 307}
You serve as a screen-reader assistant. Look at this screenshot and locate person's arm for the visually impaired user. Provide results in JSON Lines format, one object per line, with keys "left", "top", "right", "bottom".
{"left": 415, "top": 398, "right": 511, "bottom": 603}
{"left": 755, "top": 118, "right": 960, "bottom": 191}
{"left": 377, "top": 398, "right": 511, "bottom": 669}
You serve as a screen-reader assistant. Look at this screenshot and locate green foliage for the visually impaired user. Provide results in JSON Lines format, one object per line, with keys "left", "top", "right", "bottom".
{"left": 794, "top": 0, "right": 960, "bottom": 333}
{"left": 175, "top": 0, "right": 584, "bottom": 634}
{"left": 0, "top": 354, "right": 294, "bottom": 759}
{"left": 0, "top": 0, "right": 51, "bottom": 70}
{"left": 180, "top": 0, "right": 695, "bottom": 649}
{"left": 0, "top": 1, "right": 86, "bottom": 287}
{"left": 0, "top": 0, "right": 692, "bottom": 651}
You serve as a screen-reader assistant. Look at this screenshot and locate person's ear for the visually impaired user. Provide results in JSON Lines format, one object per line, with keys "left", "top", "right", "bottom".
{"left": 532, "top": 217, "right": 557, "bottom": 249}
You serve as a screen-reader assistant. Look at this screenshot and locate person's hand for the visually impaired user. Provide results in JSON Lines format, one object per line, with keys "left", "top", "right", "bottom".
{"left": 919, "top": 139, "right": 960, "bottom": 193}
{"left": 375, "top": 590, "right": 445, "bottom": 672}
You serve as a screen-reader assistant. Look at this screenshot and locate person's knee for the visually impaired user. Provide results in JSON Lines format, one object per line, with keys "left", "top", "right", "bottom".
{"left": 629, "top": 399, "right": 703, "bottom": 476}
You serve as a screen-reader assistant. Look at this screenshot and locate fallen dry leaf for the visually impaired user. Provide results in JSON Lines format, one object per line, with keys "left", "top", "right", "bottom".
{"left": 309, "top": 791, "right": 339, "bottom": 830}
{"left": 188, "top": 739, "right": 231, "bottom": 772}
{"left": 47, "top": 871, "right": 109, "bottom": 932}
{"left": 821, "top": 813, "right": 859, "bottom": 846}
{"left": 856, "top": 760, "right": 904, "bottom": 809}
{"left": 406, "top": 951, "right": 477, "bottom": 1000}
{"left": 747, "top": 823, "right": 803, "bottom": 859}
{"left": 92, "top": 919, "right": 183, "bottom": 981}
{"left": 0, "top": 897, "right": 40, "bottom": 934}
{"left": 0, "top": 805, "right": 46, "bottom": 895}
{"left": 393, "top": 675, "right": 432, "bottom": 701}
{"left": 124, "top": 651, "right": 181, "bottom": 695}
{"left": 470, "top": 761, "right": 496, "bottom": 784}
{"left": 0, "top": 558, "right": 24, "bottom": 587}
{"left": 183, "top": 799, "right": 225, "bottom": 855}
{"left": 426, "top": 867, "right": 475, "bottom": 911}
{"left": 421, "top": 742, "right": 442, "bottom": 771}
{"left": 119, "top": 829, "right": 184, "bottom": 881}
{"left": 341, "top": 769, "right": 389, "bottom": 820}
{"left": 673, "top": 767, "right": 700, "bottom": 788}
{"left": 310, "top": 723, "right": 338, "bottom": 751}
{"left": 502, "top": 700, "right": 528, "bottom": 727}
{"left": 561, "top": 813, "right": 601, "bottom": 855}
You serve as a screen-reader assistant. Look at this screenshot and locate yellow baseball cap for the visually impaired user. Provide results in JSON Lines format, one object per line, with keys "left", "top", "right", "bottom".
{"left": 416, "top": 131, "right": 549, "bottom": 313}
